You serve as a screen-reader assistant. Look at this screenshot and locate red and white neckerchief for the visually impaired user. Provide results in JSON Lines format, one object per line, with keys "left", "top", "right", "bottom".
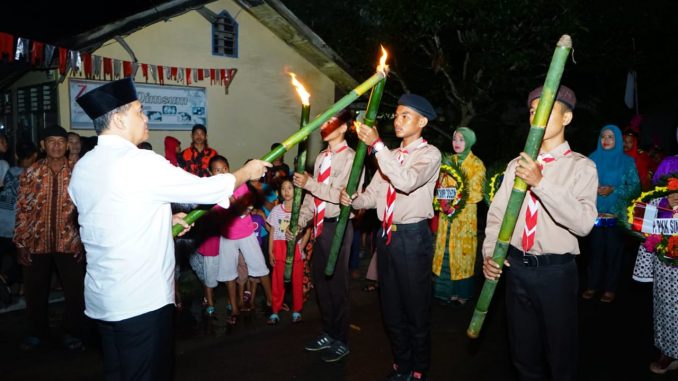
{"left": 383, "top": 139, "right": 428, "bottom": 244}
{"left": 313, "top": 143, "right": 348, "bottom": 237}
{"left": 521, "top": 149, "right": 571, "bottom": 252}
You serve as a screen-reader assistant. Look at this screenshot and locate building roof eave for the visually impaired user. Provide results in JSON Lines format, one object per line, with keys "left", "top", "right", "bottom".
{"left": 236, "top": 0, "right": 358, "bottom": 91}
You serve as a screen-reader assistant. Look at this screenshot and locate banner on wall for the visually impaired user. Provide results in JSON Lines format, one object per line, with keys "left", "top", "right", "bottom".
{"left": 70, "top": 79, "right": 207, "bottom": 130}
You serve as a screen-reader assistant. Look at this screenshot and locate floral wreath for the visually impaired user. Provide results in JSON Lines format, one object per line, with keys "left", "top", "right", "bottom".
{"left": 483, "top": 163, "right": 506, "bottom": 206}
{"left": 433, "top": 154, "right": 469, "bottom": 222}
{"left": 625, "top": 174, "right": 678, "bottom": 266}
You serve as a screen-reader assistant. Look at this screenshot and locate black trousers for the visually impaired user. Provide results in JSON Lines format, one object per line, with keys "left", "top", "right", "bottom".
{"left": 312, "top": 221, "right": 352, "bottom": 344}
{"left": 586, "top": 225, "right": 624, "bottom": 293}
{"left": 376, "top": 220, "right": 433, "bottom": 374}
{"left": 505, "top": 248, "right": 578, "bottom": 381}
{"left": 98, "top": 304, "right": 174, "bottom": 381}
{"left": 23, "top": 252, "right": 85, "bottom": 339}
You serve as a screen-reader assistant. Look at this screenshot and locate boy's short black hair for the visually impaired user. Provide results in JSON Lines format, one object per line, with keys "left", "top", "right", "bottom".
{"left": 209, "top": 155, "right": 229, "bottom": 169}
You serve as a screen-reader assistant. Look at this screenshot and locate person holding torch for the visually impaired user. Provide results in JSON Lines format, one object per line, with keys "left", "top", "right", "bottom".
{"left": 68, "top": 77, "right": 270, "bottom": 381}
{"left": 290, "top": 108, "right": 357, "bottom": 363}
{"left": 482, "top": 85, "right": 597, "bottom": 381}
{"left": 341, "top": 94, "right": 441, "bottom": 381}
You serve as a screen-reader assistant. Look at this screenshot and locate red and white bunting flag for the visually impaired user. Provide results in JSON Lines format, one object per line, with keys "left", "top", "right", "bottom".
{"left": 15, "top": 37, "right": 29, "bottom": 61}
{"left": 44, "top": 44, "right": 56, "bottom": 68}
{"left": 102, "top": 57, "right": 113, "bottom": 80}
{"left": 123, "top": 61, "right": 133, "bottom": 77}
{"left": 0, "top": 32, "right": 14, "bottom": 62}
{"left": 158, "top": 65, "right": 165, "bottom": 84}
{"left": 93, "top": 55, "right": 102, "bottom": 78}
{"left": 82, "top": 53, "right": 92, "bottom": 78}
{"left": 30, "top": 41, "right": 44, "bottom": 65}
{"left": 58, "top": 47, "right": 69, "bottom": 74}
{"left": 141, "top": 64, "right": 149, "bottom": 81}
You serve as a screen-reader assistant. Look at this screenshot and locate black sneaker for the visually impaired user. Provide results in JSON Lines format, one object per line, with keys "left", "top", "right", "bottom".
{"left": 384, "top": 370, "right": 411, "bottom": 381}
{"left": 304, "top": 333, "right": 334, "bottom": 352}
{"left": 320, "top": 341, "right": 350, "bottom": 363}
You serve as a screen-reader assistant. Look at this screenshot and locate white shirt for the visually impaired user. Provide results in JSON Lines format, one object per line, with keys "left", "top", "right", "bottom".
{"left": 68, "top": 135, "right": 235, "bottom": 321}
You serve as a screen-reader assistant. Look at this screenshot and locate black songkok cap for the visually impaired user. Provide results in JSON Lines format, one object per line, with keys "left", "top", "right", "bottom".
{"left": 76, "top": 77, "right": 139, "bottom": 120}
{"left": 397, "top": 93, "right": 437, "bottom": 120}
{"left": 40, "top": 125, "right": 68, "bottom": 140}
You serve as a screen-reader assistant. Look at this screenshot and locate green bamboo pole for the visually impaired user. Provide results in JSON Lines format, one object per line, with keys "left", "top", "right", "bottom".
{"left": 467, "top": 34, "right": 573, "bottom": 338}
{"left": 172, "top": 69, "right": 387, "bottom": 237}
{"left": 324, "top": 75, "right": 387, "bottom": 276}
{"left": 285, "top": 104, "right": 310, "bottom": 282}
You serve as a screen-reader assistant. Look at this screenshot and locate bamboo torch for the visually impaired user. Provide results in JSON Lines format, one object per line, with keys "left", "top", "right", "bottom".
{"left": 324, "top": 47, "right": 389, "bottom": 276}
{"left": 285, "top": 73, "right": 311, "bottom": 282}
{"left": 172, "top": 49, "right": 389, "bottom": 237}
{"left": 467, "top": 34, "right": 573, "bottom": 338}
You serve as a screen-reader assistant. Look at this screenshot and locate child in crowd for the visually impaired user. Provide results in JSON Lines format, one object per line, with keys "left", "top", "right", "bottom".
{"left": 188, "top": 155, "right": 231, "bottom": 317}
{"left": 220, "top": 168, "right": 274, "bottom": 325}
{"left": 266, "top": 178, "right": 309, "bottom": 325}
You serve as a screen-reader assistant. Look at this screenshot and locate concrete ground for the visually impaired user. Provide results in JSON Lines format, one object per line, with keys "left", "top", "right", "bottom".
{"left": 0, "top": 236, "right": 674, "bottom": 381}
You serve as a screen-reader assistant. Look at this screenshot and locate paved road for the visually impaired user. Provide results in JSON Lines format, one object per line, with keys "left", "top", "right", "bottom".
{"left": 0, "top": 239, "right": 673, "bottom": 381}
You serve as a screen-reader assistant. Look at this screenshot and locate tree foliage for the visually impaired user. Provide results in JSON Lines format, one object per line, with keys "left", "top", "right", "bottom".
{"left": 283, "top": 0, "right": 678, "bottom": 162}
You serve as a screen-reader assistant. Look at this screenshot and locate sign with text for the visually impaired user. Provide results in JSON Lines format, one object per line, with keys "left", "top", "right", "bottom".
{"left": 69, "top": 79, "right": 207, "bottom": 130}
{"left": 436, "top": 187, "right": 457, "bottom": 200}
{"left": 651, "top": 218, "right": 678, "bottom": 235}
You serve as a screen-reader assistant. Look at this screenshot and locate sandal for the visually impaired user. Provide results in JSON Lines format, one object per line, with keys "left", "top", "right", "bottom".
{"left": 581, "top": 289, "right": 596, "bottom": 300}
{"left": 226, "top": 313, "right": 239, "bottom": 325}
{"left": 291, "top": 312, "right": 302, "bottom": 323}
{"left": 20, "top": 336, "right": 42, "bottom": 351}
{"left": 600, "top": 292, "right": 615, "bottom": 303}
{"left": 650, "top": 355, "right": 678, "bottom": 374}
{"left": 362, "top": 283, "right": 379, "bottom": 293}
{"left": 267, "top": 313, "right": 280, "bottom": 325}
{"left": 63, "top": 335, "right": 84, "bottom": 351}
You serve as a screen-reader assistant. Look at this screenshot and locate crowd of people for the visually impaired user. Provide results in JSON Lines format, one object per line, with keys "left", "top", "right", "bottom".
{"left": 0, "top": 77, "right": 675, "bottom": 381}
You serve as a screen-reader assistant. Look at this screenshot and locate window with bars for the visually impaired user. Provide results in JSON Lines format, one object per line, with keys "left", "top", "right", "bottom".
{"left": 16, "top": 83, "right": 58, "bottom": 143}
{"left": 212, "top": 11, "right": 238, "bottom": 58}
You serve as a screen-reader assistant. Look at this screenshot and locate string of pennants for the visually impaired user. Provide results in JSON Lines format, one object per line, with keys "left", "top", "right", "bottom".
{"left": 0, "top": 32, "right": 237, "bottom": 89}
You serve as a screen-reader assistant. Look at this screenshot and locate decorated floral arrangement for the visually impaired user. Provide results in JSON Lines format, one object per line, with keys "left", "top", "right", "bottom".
{"left": 433, "top": 154, "right": 468, "bottom": 222}
{"left": 626, "top": 174, "right": 678, "bottom": 266}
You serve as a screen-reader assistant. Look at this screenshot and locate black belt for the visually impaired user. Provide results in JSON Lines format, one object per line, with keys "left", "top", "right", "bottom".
{"left": 507, "top": 245, "right": 574, "bottom": 267}
{"left": 389, "top": 219, "right": 429, "bottom": 232}
{"left": 323, "top": 216, "right": 340, "bottom": 223}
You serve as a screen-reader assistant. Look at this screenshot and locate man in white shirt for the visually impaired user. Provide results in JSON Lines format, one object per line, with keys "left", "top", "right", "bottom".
{"left": 69, "top": 77, "right": 269, "bottom": 381}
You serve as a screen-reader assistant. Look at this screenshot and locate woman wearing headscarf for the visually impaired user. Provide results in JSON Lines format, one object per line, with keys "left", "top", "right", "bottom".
{"left": 432, "top": 127, "right": 485, "bottom": 305}
{"left": 164, "top": 136, "right": 183, "bottom": 167}
{"left": 623, "top": 129, "right": 654, "bottom": 191}
{"left": 583, "top": 125, "right": 640, "bottom": 303}
{"left": 632, "top": 155, "right": 678, "bottom": 375}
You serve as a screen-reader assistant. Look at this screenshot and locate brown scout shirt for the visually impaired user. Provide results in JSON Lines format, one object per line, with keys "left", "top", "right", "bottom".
{"left": 353, "top": 137, "right": 442, "bottom": 224}
{"left": 482, "top": 141, "right": 598, "bottom": 256}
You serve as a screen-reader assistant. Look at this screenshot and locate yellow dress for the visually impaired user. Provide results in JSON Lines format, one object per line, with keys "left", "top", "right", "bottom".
{"left": 432, "top": 152, "right": 485, "bottom": 280}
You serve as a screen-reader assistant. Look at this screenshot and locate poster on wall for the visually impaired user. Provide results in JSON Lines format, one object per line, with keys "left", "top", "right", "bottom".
{"left": 69, "top": 79, "right": 207, "bottom": 130}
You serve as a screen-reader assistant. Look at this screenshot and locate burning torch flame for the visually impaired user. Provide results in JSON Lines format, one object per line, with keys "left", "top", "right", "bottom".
{"left": 288, "top": 72, "right": 310, "bottom": 106}
{"left": 377, "top": 45, "right": 389, "bottom": 74}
